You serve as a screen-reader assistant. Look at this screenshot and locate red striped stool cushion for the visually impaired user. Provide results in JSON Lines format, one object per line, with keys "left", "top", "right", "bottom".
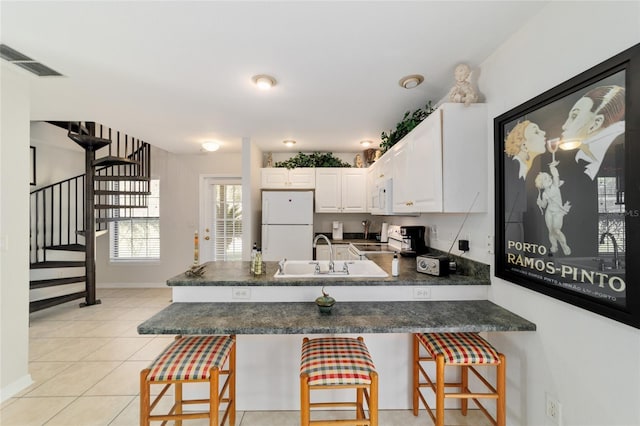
{"left": 417, "top": 333, "right": 500, "bottom": 365}
{"left": 146, "top": 335, "right": 234, "bottom": 382}
{"left": 300, "top": 337, "right": 376, "bottom": 386}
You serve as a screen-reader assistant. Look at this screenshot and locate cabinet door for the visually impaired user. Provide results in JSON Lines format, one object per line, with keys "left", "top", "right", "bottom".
{"left": 261, "top": 168, "right": 289, "bottom": 188}
{"left": 333, "top": 245, "right": 350, "bottom": 260}
{"left": 315, "top": 245, "right": 331, "bottom": 260}
{"left": 392, "top": 139, "right": 416, "bottom": 213}
{"left": 341, "top": 169, "right": 367, "bottom": 213}
{"left": 367, "top": 162, "right": 378, "bottom": 212}
{"left": 409, "top": 109, "right": 443, "bottom": 212}
{"left": 315, "top": 169, "right": 341, "bottom": 212}
{"left": 441, "top": 103, "right": 487, "bottom": 212}
{"left": 288, "top": 168, "right": 316, "bottom": 189}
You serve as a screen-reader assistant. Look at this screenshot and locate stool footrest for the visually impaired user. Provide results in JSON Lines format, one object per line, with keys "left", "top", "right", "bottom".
{"left": 413, "top": 333, "right": 505, "bottom": 426}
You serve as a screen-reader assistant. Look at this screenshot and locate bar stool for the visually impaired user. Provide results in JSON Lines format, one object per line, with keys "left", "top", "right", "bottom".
{"left": 140, "top": 334, "right": 236, "bottom": 426}
{"left": 413, "top": 332, "right": 505, "bottom": 426}
{"left": 300, "top": 336, "right": 378, "bottom": 426}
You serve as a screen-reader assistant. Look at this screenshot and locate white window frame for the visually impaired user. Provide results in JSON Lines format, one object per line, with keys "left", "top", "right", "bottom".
{"left": 109, "top": 178, "right": 160, "bottom": 262}
{"left": 199, "top": 176, "right": 243, "bottom": 262}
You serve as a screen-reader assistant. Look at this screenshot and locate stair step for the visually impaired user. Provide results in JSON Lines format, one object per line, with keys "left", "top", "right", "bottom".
{"left": 96, "top": 217, "right": 128, "bottom": 223}
{"left": 76, "top": 230, "right": 108, "bottom": 237}
{"left": 67, "top": 133, "right": 111, "bottom": 150}
{"left": 95, "top": 204, "right": 147, "bottom": 209}
{"left": 30, "top": 261, "right": 85, "bottom": 269}
{"left": 94, "top": 176, "right": 149, "bottom": 182}
{"left": 30, "top": 276, "right": 87, "bottom": 289}
{"left": 94, "top": 190, "right": 151, "bottom": 196}
{"left": 45, "top": 243, "right": 85, "bottom": 252}
{"left": 93, "top": 156, "right": 140, "bottom": 168}
{"left": 30, "top": 291, "right": 87, "bottom": 313}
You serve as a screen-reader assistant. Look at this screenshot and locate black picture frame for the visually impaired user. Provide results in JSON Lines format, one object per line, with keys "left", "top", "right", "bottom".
{"left": 30, "top": 146, "right": 36, "bottom": 186}
{"left": 494, "top": 43, "right": 640, "bottom": 329}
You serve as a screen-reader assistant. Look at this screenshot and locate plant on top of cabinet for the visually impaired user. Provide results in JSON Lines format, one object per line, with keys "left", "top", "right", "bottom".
{"left": 380, "top": 101, "right": 435, "bottom": 154}
{"left": 274, "top": 152, "right": 352, "bottom": 169}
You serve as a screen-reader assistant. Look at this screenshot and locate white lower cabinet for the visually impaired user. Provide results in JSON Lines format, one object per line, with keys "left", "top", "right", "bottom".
{"left": 315, "top": 168, "right": 367, "bottom": 213}
{"left": 315, "top": 244, "right": 349, "bottom": 260}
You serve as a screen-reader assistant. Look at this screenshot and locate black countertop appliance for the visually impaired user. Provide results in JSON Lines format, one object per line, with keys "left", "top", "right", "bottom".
{"left": 400, "top": 225, "right": 427, "bottom": 257}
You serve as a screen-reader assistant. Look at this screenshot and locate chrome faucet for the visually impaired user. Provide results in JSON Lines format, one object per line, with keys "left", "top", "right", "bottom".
{"left": 278, "top": 258, "right": 287, "bottom": 275}
{"left": 599, "top": 232, "right": 620, "bottom": 269}
{"left": 313, "top": 234, "right": 334, "bottom": 272}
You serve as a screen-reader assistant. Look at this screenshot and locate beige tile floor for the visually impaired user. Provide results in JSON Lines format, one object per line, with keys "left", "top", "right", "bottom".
{"left": 0, "top": 287, "right": 491, "bottom": 425}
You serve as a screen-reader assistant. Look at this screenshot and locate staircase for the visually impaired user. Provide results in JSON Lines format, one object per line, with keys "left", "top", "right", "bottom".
{"left": 29, "top": 122, "right": 151, "bottom": 313}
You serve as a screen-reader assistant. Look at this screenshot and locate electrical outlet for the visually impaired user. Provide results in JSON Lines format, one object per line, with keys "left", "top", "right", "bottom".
{"left": 545, "top": 393, "right": 561, "bottom": 425}
{"left": 487, "top": 235, "right": 494, "bottom": 254}
{"left": 413, "top": 287, "right": 431, "bottom": 299}
{"left": 232, "top": 287, "right": 251, "bottom": 300}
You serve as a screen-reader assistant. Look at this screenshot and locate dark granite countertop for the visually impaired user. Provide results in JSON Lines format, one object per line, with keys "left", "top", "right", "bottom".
{"left": 167, "top": 254, "right": 489, "bottom": 287}
{"left": 138, "top": 300, "right": 536, "bottom": 335}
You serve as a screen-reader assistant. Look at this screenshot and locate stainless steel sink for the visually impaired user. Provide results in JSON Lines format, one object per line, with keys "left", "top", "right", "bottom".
{"left": 274, "top": 260, "right": 388, "bottom": 278}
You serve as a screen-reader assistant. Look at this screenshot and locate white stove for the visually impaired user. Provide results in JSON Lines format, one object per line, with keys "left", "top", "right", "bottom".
{"left": 347, "top": 225, "right": 404, "bottom": 259}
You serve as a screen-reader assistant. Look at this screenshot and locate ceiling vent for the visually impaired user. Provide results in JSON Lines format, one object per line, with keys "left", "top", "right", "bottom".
{"left": 0, "top": 44, "right": 63, "bottom": 77}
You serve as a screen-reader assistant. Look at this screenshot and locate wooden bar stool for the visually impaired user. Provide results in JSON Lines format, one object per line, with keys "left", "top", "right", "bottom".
{"left": 300, "top": 336, "right": 378, "bottom": 426}
{"left": 140, "top": 334, "right": 236, "bottom": 426}
{"left": 413, "top": 332, "right": 505, "bottom": 426}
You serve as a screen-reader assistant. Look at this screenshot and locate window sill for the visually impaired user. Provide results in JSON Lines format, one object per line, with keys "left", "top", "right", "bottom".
{"left": 109, "top": 259, "right": 161, "bottom": 265}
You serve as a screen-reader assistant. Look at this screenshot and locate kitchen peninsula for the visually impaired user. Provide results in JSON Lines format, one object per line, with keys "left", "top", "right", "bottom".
{"left": 138, "top": 255, "right": 535, "bottom": 410}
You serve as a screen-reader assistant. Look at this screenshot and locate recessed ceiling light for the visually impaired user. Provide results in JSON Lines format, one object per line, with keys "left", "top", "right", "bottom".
{"left": 201, "top": 141, "right": 220, "bottom": 152}
{"left": 252, "top": 74, "right": 277, "bottom": 90}
{"left": 399, "top": 74, "right": 424, "bottom": 89}
{"left": 360, "top": 140, "right": 373, "bottom": 148}
{"left": 283, "top": 140, "right": 296, "bottom": 147}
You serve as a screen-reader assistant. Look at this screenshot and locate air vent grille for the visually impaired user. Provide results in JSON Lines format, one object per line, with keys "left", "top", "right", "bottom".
{"left": 0, "top": 44, "right": 63, "bottom": 77}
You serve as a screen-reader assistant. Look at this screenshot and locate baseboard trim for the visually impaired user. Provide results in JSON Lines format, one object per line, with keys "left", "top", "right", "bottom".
{"left": 98, "top": 282, "right": 167, "bottom": 289}
{"left": 1, "top": 374, "right": 33, "bottom": 402}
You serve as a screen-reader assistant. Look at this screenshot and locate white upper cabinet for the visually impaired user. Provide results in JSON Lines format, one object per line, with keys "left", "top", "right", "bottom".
{"left": 391, "top": 103, "right": 487, "bottom": 213}
{"left": 261, "top": 168, "right": 315, "bottom": 189}
{"left": 315, "top": 168, "right": 367, "bottom": 213}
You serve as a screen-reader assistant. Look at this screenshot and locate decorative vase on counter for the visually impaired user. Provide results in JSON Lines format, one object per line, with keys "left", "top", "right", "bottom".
{"left": 315, "top": 287, "right": 335, "bottom": 314}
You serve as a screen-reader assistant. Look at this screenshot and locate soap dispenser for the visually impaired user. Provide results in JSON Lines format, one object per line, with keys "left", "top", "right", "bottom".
{"left": 392, "top": 251, "right": 399, "bottom": 277}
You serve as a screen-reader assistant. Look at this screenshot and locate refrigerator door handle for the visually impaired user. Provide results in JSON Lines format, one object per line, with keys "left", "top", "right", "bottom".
{"left": 263, "top": 226, "right": 268, "bottom": 250}
{"left": 263, "top": 198, "right": 269, "bottom": 224}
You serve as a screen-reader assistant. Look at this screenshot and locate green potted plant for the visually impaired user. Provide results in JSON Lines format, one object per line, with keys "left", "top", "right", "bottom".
{"left": 274, "top": 152, "right": 352, "bottom": 169}
{"left": 380, "top": 101, "right": 435, "bottom": 154}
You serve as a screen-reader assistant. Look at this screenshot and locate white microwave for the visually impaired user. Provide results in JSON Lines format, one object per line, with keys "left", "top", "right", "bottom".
{"left": 370, "top": 178, "right": 393, "bottom": 216}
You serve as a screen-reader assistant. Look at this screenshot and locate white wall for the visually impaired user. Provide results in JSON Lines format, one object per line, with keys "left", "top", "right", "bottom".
{"left": 0, "top": 64, "right": 33, "bottom": 400}
{"left": 404, "top": 3, "right": 640, "bottom": 425}
{"left": 96, "top": 148, "right": 242, "bottom": 285}
{"left": 29, "top": 121, "right": 84, "bottom": 188}
{"left": 242, "top": 138, "right": 263, "bottom": 260}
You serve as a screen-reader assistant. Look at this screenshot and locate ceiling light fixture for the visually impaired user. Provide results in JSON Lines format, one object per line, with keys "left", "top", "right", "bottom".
{"left": 201, "top": 141, "right": 220, "bottom": 152}
{"left": 283, "top": 140, "right": 296, "bottom": 147}
{"left": 360, "top": 140, "right": 373, "bottom": 148}
{"left": 252, "top": 74, "right": 277, "bottom": 90}
{"left": 399, "top": 74, "right": 424, "bottom": 89}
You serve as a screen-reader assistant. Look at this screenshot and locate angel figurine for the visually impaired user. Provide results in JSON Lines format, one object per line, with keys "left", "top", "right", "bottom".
{"left": 448, "top": 63, "right": 478, "bottom": 106}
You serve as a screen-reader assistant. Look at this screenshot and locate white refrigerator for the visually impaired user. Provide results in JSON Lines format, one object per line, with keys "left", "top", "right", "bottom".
{"left": 261, "top": 191, "right": 314, "bottom": 261}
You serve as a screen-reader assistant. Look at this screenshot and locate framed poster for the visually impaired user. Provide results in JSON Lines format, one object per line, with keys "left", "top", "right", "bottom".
{"left": 494, "top": 43, "right": 640, "bottom": 328}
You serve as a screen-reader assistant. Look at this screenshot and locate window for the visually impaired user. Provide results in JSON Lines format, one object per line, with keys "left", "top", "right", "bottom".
{"left": 110, "top": 179, "right": 160, "bottom": 261}
{"left": 597, "top": 176, "right": 625, "bottom": 255}
{"left": 212, "top": 183, "right": 242, "bottom": 261}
